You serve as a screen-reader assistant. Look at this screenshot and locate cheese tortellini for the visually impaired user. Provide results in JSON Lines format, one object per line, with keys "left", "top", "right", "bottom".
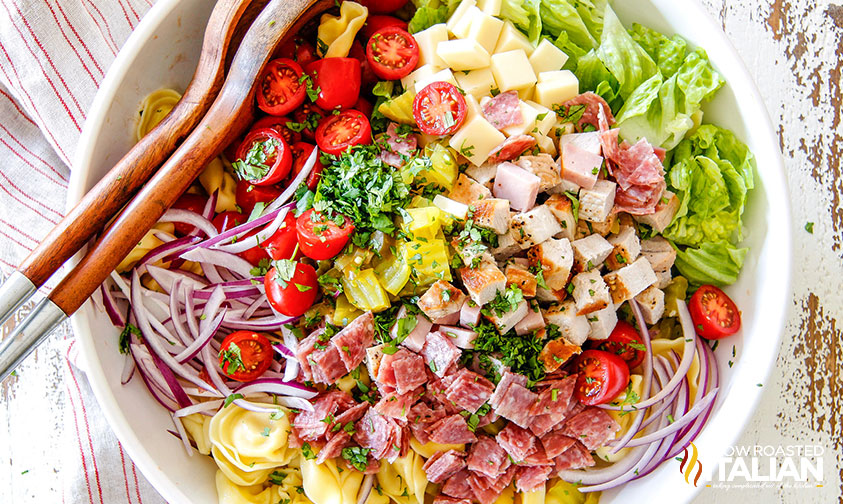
{"left": 301, "top": 458, "right": 365, "bottom": 504}
{"left": 317, "top": 1, "right": 368, "bottom": 58}
{"left": 116, "top": 222, "right": 175, "bottom": 273}
{"left": 210, "top": 403, "right": 297, "bottom": 486}
{"left": 519, "top": 483, "right": 546, "bottom": 504}
{"left": 136, "top": 88, "right": 181, "bottom": 141}
{"left": 408, "top": 437, "right": 464, "bottom": 459}
{"left": 215, "top": 467, "right": 313, "bottom": 504}
{"left": 182, "top": 412, "right": 213, "bottom": 456}
{"left": 545, "top": 479, "right": 601, "bottom": 504}
{"left": 199, "top": 157, "right": 238, "bottom": 213}
{"left": 376, "top": 451, "right": 427, "bottom": 504}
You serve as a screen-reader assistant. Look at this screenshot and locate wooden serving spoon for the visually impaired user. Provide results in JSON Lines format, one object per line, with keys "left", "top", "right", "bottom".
{"left": 0, "top": 0, "right": 333, "bottom": 380}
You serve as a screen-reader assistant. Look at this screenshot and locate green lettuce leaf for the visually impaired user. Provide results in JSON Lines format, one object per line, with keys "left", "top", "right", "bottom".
{"left": 596, "top": 6, "right": 659, "bottom": 100}
{"left": 575, "top": 49, "right": 623, "bottom": 111}
{"left": 407, "top": 0, "right": 457, "bottom": 34}
{"left": 629, "top": 23, "right": 688, "bottom": 78}
{"left": 539, "top": 0, "right": 597, "bottom": 49}
{"left": 500, "top": 0, "right": 543, "bottom": 44}
{"left": 674, "top": 241, "right": 748, "bottom": 286}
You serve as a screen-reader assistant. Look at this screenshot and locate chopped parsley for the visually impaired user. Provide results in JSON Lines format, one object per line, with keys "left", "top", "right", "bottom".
{"left": 219, "top": 343, "right": 245, "bottom": 376}
{"left": 468, "top": 321, "right": 545, "bottom": 384}
{"left": 117, "top": 323, "right": 141, "bottom": 355}
{"left": 341, "top": 446, "right": 372, "bottom": 472}
{"left": 481, "top": 285, "right": 524, "bottom": 317}
{"left": 805, "top": 221, "right": 814, "bottom": 233}
{"left": 223, "top": 393, "right": 244, "bottom": 408}
{"left": 301, "top": 442, "right": 317, "bottom": 460}
{"left": 232, "top": 138, "right": 279, "bottom": 182}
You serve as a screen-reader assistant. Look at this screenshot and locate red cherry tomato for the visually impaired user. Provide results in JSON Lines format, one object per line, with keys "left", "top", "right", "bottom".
{"left": 276, "top": 38, "right": 318, "bottom": 68}
{"left": 261, "top": 213, "right": 300, "bottom": 260}
{"left": 250, "top": 115, "right": 302, "bottom": 145}
{"left": 589, "top": 321, "right": 646, "bottom": 369}
{"left": 305, "top": 58, "right": 361, "bottom": 110}
{"left": 296, "top": 209, "right": 354, "bottom": 260}
{"left": 234, "top": 128, "right": 292, "bottom": 186}
{"left": 413, "top": 82, "right": 467, "bottom": 136}
{"left": 689, "top": 285, "right": 741, "bottom": 339}
{"left": 290, "top": 142, "right": 326, "bottom": 190}
{"left": 315, "top": 110, "right": 372, "bottom": 156}
{"left": 573, "top": 350, "right": 630, "bottom": 406}
{"left": 218, "top": 331, "right": 274, "bottom": 382}
{"left": 292, "top": 103, "right": 325, "bottom": 141}
{"left": 348, "top": 42, "right": 379, "bottom": 89}
{"left": 361, "top": 15, "right": 408, "bottom": 40}
{"left": 212, "top": 211, "right": 269, "bottom": 266}
{"left": 171, "top": 193, "right": 207, "bottom": 235}
{"left": 235, "top": 179, "right": 283, "bottom": 215}
{"left": 366, "top": 27, "right": 419, "bottom": 80}
{"left": 358, "top": 0, "right": 409, "bottom": 14}
{"left": 256, "top": 58, "right": 306, "bottom": 116}
{"left": 354, "top": 97, "right": 374, "bottom": 118}
{"left": 264, "top": 263, "right": 319, "bottom": 317}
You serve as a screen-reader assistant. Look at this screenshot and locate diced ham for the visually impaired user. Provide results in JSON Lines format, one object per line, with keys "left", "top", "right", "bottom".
{"left": 488, "top": 134, "right": 537, "bottom": 164}
{"left": 515, "top": 465, "right": 553, "bottom": 493}
{"left": 482, "top": 90, "right": 523, "bottom": 129}
{"left": 460, "top": 300, "right": 482, "bottom": 328}
{"left": 422, "top": 331, "right": 463, "bottom": 377}
{"left": 492, "top": 380, "right": 538, "bottom": 428}
{"left": 408, "top": 402, "right": 446, "bottom": 445}
{"left": 442, "top": 470, "right": 475, "bottom": 500}
{"left": 467, "top": 435, "right": 510, "bottom": 479}
{"left": 438, "top": 325, "right": 478, "bottom": 349}
{"left": 559, "top": 92, "right": 616, "bottom": 131}
{"left": 427, "top": 414, "right": 478, "bottom": 445}
{"left": 331, "top": 311, "right": 375, "bottom": 371}
{"left": 444, "top": 368, "right": 495, "bottom": 413}
{"left": 375, "top": 388, "right": 421, "bottom": 419}
{"left": 493, "top": 162, "right": 540, "bottom": 212}
{"left": 353, "top": 408, "right": 394, "bottom": 460}
{"left": 561, "top": 142, "right": 602, "bottom": 189}
{"left": 554, "top": 441, "right": 595, "bottom": 471}
{"left": 496, "top": 423, "right": 536, "bottom": 461}
{"left": 515, "top": 306, "right": 545, "bottom": 335}
{"left": 423, "top": 450, "right": 467, "bottom": 483}
{"left": 541, "top": 431, "right": 577, "bottom": 459}
{"left": 392, "top": 305, "right": 432, "bottom": 353}
{"left": 560, "top": 406, "right": 621, "bottom": 451}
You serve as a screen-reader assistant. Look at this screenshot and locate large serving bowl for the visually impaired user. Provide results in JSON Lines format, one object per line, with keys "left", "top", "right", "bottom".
{"left": 67, "top": 1, "right": 791, "bottom": 503}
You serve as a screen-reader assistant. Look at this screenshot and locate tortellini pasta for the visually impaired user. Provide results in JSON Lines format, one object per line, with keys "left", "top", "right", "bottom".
{"left": 182, "top": 412, "right": 213, "bottom": 456}
{"left": 216, "top": 470, "right": 274, "bottom": 504}
{"left": 595, "top": 373, "right": 644, "bottom": 463}
{"left": 651, "top": 337, "right": 701, "bottom": 400}
{"left": 545, "top": 479, "right": 601, "bottom": 504}
{"left": 408, "top": 437, "right": 464, "bottom": 459}
{"left": 199, "top": 157, "right": 238, "bottom": 213}
{"left": 518, "top": 483, "right": 546, "bottom": 504}
{"left": 267, "top": 467, "right": 312, "bottom": 504}
{"left": 136, "top": 88, "right": 181, "bottom": 141}
{"left": 301, "top": 458, "right": 365, "bottom": 504}
{"left": 495, "top": 485, "right": 516, "bottom": 504}
{"left": 210, "top": 403, "right": 297, "bottom": 486}
{"left": 317, "top": 1, "right": 368, "bottom": 58}
{"left": 376, "top": 451, "right": 427, "bottom": 504}
{"left": 116, "top": 222, "right": 175, "bottom": 273}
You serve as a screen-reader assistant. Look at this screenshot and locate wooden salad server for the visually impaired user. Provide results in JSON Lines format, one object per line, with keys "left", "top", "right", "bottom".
{"left": 0, "top": 0, "right": 332, "bottom": 381}
{"left": 0, "top": 0, "right": 264, "bottom": 329}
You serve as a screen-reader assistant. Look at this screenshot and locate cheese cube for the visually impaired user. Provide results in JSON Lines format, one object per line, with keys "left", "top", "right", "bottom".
{"left": 538, "top": 70, "right": 573, "bottom": 83}
{"left": 494, "top": 21, "right": 534, "bottom": 55}
{"left": 413, "top": 24, "right": 448, "bottom": 68}
{"left": 527, "top": 101, "right": 557, "bottom": 136}
{"left": 433, "top": 195, "right": 470, "bottom": 220}
{"left": 467, "top": 11, "right": 504, "bottom": 53}
{"left": 402, "top": 64, "right": 438, "bottom": 92}
{"left": 446, "top": 0, "right": 478, "bottom": 35}
{"left": 436, "top": 39, "right": 490, "bottom": 71}
{"left": 491, "top": 50, "right": 537, "bottom": 93}
{"left": 450, "top": 5, "right": 481, "bottom": 38}
{"left": 464, "top": 93, "right": 482, "bottom": 121}
{"left": 517, "top": 86, "right": 535, "bottom": 101}
{"left": 455, "top": 67, "right": 497, "bottom": 99}
{"left": 477, "top": 0, "right": 502, "bottom": 15}
{"left": 502, "top": 100, "right": 539, "bottom": 137}
{"left": 414, "top": 68, "right": 459, "bottom": 94}
{"left": 533, "top": 133, "right": 557, "bottom": 157}
{"left": 534, "top": 70, "right": 579, "bottom": 109}
{"left": 529, "top": 39, "right": 570, "bottom": 75}
{"left": 449, "top": 115, "right": 507, "bottom": 166}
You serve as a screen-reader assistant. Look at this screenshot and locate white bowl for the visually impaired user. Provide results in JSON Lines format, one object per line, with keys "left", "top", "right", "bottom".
{"left": 68, "top": 1, "right": 791, "bottom": 503}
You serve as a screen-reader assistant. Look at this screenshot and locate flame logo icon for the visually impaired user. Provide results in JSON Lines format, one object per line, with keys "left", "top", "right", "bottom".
{"left": 679, "top": 443, "right": 703, "bottom": 486}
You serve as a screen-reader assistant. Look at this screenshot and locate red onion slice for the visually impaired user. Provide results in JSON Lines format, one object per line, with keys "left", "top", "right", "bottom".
{"left": 212, "top": 207, "right": 291, "bottom": 254}
{"left": 160, "top": 209, "right": 218, "bottom": 237}
{"left": 176, "top": 309, "right": 225, "bottom": 363}
{"left": 357, "top": 474, "right": 374, "bottom": 504}
{"left": 265, "top": 146, "right": 317, "bottom": 213}
{"left": 147, "top": 265, "right": 208, "bottom": 294}
{"left": 174, "top": 399, "right": 224, "bottom": 418}
{"left": 180, "top": 248, "right": 254, "bottom": 278}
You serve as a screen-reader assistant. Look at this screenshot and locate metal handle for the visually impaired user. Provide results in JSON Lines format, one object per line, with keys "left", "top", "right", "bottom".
{"left": 0, "top": 271, "right": 37, "bottom": 328}
{"left": 0, "top": 297, "right": 66, "bottom": 381}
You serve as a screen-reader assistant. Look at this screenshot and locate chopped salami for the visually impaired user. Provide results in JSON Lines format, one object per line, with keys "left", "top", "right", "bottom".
{"left": 468, "top": 466, "right": 515, "bottom": 504}
{"left": 489, "top": 371, "right": 528, "bottom": 409}
{"left": 442, "top": 470, "right": 475, "bottom": 500}
{"left": 541, "top": 431, "right": 577, "bottom": 459}
{"left": 528, "top": 414, "right": 557, "bottom": 437}
{"left": 515, "top": 465, "right": 553, "bottom": 493}
{"left": 481, "top": 91, "right": 522, "bottom": 129}
{"left": 427, "top": 414, "right": 478, "bottom": 445}
{"left": 379, "top": 150, "right": 405, "bottom": 168}
{"left": 560, "top": 406, "right": 621, "bottom": 451}
{"left": 377, "top": 348, "right": 421, "bottom": 389}
{"left": 554, "top": 441, "right": 595, "bottom": 471}
{"left": 530, "top": 375, "right": 577, "bottom": 417}
{"left": 331, "top": 311, "right": 375, "bottom": 371}
{"left": 487, "top": 134, "right": 537, "bottom": 163}
{"left": 316, "top": 431, "right": 352, "bottom": 464}
{"left": 422, "top": 331, "right": 462, "bottom": 378}
{"left": 559, "top": 92, "right": 616, "bottom": 131}
{"left": 566, "top": 397, "right": 586, "bottom": 418}
{"left": 294, "top": 329, "right": 323, "bottom": 381}
{"left": 293, "top": 391, "right": 355, "bottom": 441}
{"left": 333, "top": 401, "right": 370, "bottom": 427}
{"left": 444, "top": 368, "right": 495, "bottom": 413}
{"left": 309, "top": 344, "right": 347, "bottom": 384}
{"left": 384, "top": 419, "right": 409, "bottom": 463}
{"left": 423, "top": 450, "right": 467, "bottom": 483}
{"left": 386, "top": 122, "right": 418, "bottom": 156}
{"left": 408, "top": 402, "right": 447, "bottom": 444}
{"left": 391, "top": 351, "right": 428, "bottom": 394}
{"left": 467, "top": 435, "right": 510, "bottom": 479}
{"left": 433, "top": 497, "right": 472, "bottom": 504}
{"left": 353, "top": 408, "right": 394, "bottom": 460}
{"left": 375, "top": 388, "right": 422, "bottom": 419}
{"left": 496, "top": 423, "right": 536, "bottom": 461}
{"left": 492, "top": 380, "right": 538, "bottom": 428}
{"left": 522, "top": 444, "right": 552, "bottom": 466}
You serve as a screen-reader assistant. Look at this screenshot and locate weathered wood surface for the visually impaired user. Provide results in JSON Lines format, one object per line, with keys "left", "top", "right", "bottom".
{"left": 0, "top": 0, "right": 841, "bottom": 502}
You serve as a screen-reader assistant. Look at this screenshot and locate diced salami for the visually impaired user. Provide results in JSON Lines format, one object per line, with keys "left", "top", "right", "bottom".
{"left": 492, "top": 381, "right": 538, "bottom": 428}
{"left": 309, "top": 344, "right": 347, "bottom": 384}
{"left": 379, "top": 150, "right": 405, "bottom": 168}
{"left": 522, "top": 444, "right": 552, "bottom": 467}
{"left": 487, "top": 134, "right": 537, "bottom": 163}
{"left": 559, "top": 92, "right": 616, "bottom": 131}
{"left": 331, "top": 311, "right": 375, "bottom": 371}
{"left": 560, "top": 407, "right": 621, "bottom": 451}
{"left": 553, "top": 441, "right": 595, "bottom": 471}
{"left": 354, "top": 408, "right": 393, "bottom": 460}
{"left": 481, "top": 91, "right": 523, "bottom": 129}
{"left": 541, "top": 431, "right": 577, "bottom": 459}
{"left": 391, "top": 351, "right": 428, "bottom": 394}
{"left": 384, "top": 419, "right": 409, "bottom": 463}
{"left": 423, "top": 450, "right": 467, "bottom": 483}
{"left": 496, "top": 423, "right": 536, "bottom": 461}
{"left": 427, "top": 414, "right": 478, "bottom": 445}
{"left": 375, "top": 388, "right": 422, "bottom": 419}
{"left": 468, "top": 466, "right": 516, "bottom": 504}
{"left": 433, "top": 497, "right": 472, "bottom": 504}
{"left": 386, "top": 122, "right": 418, "bottom": 156}
{"left": 376, "top": 348, "right": 417, "bottom": 389}
{"left": 295, "top": 329, "right": 323, "bottom": 381}
{"left": 293, "top": 391, "right": 354, "bottom": 441}
{"left": 442, "top": 470, "right": 475, "bottom": 500}
{"left": 515, "top": 465, "right": 553, "bottom": 493}
{"left": 333, "top": 401, "right": 370, "bottom": 427}
{"left": 444, "top": 368, "right": 495, "bottom": 413}
{"left": 408, "top": 402, "right": 447, "bottom": 445}
{"left": 489, "top": 371, "right": 527, "bottom": 409}
{"left": 316, "top": 431, "right": 352, "bottom": 464}
{"left": 422, "top": 331, "right": 462, "bottom": 378}
{"left": 530, "top": 375, "right": 577, "bottom": 418}
{"left": 528, "top": 414, "right": 557, "bottom": 437}
{"left": 467, "top": 435, "right": 510, "bottom": 479}
{"left": 566, "top": 397, "right": 586, "bottom": 419}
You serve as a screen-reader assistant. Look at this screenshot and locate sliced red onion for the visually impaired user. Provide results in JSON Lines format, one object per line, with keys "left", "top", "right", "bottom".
{"left": 174, "top": 399, "right": 224, "bottom": 418}
{"left": 148, "top": 341, "right": 192, "bottom": 408}
{"left": 213, "top": 207, "right": 291, "bottom": 254}
{"left": 176, "top": 309, "right": 225, "bottom": 363}
{"left": 243, "top": 293, "right": 267, "bottom": 319}
{"left": 160, "top": 209, "right": 218, "bottom": 237}
{"left": 153, "top": 231, "right": 178, "bottom": 243}
{"left": 193, "top": 286, "right": 261, "bottom": 300}
{"left": 627, "top": 389, "right": 717, "bottom": 449}
{"left": 233, "top": 377, "right": 316, "bottom": 397}
{"left": 191, "top": 189, "right": 218, "bottom": 237}
{"left": 272, "top": 343, "right": 295, "bottom": 359}
{"left": 193, "top": 207, "right": 284, "bottom": 250}
{"left": 180, "top": 248, "right": 254, "bottom": 279}
{"left": 221, "top": 313, "right": 298, "bottom": 331}
{"left": 184, "top": 285, "right": 201, "bottom": 339}
{"left": 172, "top": 413, "right": 194, "bottom": 457}
{"left": 120, "top": 353, "right": 135, "bottom": 385}
{"left": 110, "top": 271, "right": 131, "bottom": 299}
{"left": 100, "top": 282, "right": 127, "bottom": 327}
{"left": 265, "top": 146, "right": 317, "bottom": 213}
{"left": 130, "top": 343, "right": 179, "bottom": 412}
{"left": 147, "top": 265, "right": 208, "bottom": 294}
{"left": 169, "top": 279, "right": 193, "bottom": 346}
{"left": 274, "top": 396, "right": 316, "bottom": 412}
{"left": 281, "top": 325, "right": 300, "bottom": 382}
{"left": 357, "top": 474, "right": 374, "bottom": 504}
{"left": 137, "top": 235, "right": 205, "bottom": 274}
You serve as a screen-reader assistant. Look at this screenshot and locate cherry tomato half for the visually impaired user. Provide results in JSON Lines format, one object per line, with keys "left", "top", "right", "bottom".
{"left": 413, "top": 82, "right": 467, "bottom": 136}
{"left": 305, "top": 58, "right": 361, "bottom": 110}
{"left": 292, "top": 103, "right": 325, "bottom": 141}
{"left": 218, "top": 331, "right": 274, "bottom": 382}
{"left": 573, "top": 349, "right": 630, "bottom": 406}
{"left": 689, "top": 285, "right": 741, "bottom": 340}
{"left": 261, "top": 213, "right": 300, "bottom": 261}
{"left": 265, "top": 263, "right": 319, "bottom": 317}
{"left": 349, "top": 41, "right": 380, "bottom": 89}
{"left": 290, "top": 142, "right": 325, "bottom": 190}
{"left": 315, "top": 110, "right": 372, "bottom": 156}
{"left": 366, "top": 27, "right": 419, "bottom": 80}
{"left": 358, "top": 0, "right": 409, "bottom": 14}
{"left": 234, "top": 128, "right": 292, "bottom": 186}
{"left": 589, "top": 321, "right": 646, "bottom": 369}
{"left": 212, "top": 211, "right": 269, "bottom": 266}
{"left": 296, "top": 209, "right": 354, "bottom": 260}
{"left": 235, "top": 179, "right": 282, "bottom": 215}
{"left": 171, "top": 193, "right": 207, "bottom": 235}
{"left": 276, "top": 38, "right": 318, "bottom": 68}
{"left": 256, "top": 58, "right": 306, "bottom": 116}
{"left": 361, "top": 15, "right": 408, "bottom": 40}
{"left": 250, "top": 115, "right": 302, "bottom": 145}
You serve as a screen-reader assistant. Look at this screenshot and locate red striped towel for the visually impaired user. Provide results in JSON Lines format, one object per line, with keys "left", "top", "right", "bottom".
{"left": 0, "top": 1, "right": 166, "bottom": 502}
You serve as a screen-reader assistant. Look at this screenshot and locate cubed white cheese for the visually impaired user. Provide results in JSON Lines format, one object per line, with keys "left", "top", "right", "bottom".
{"left": 529, "top": 39, "right": 570, "bottom": 75}
{"left": 451, "top": 5, "right": 481, "bottom": 38}
{"left": 542, "top": 301, "right": 591, "bottom": 346}
{"left": 436, "top": 39, "right": 491, "bottom": 71}
{"left": 517, "top": 86, "right": 535, "bottom": 101}
{"left": 455, "top": 67, "right": 498, "bottom": 99}
{"left": 446, "top": 0, "right": 478, "bottom": 35}
{"left": 466, "top": 10, "right": 504, "bottom": 53}
{"left": 464, "top": 93, "right": 482, "bottom": 121}
{"left": 401, "top": 64, "right": 438, "bottom": 92}
{"left": 502, "top": 100, "right": 540, "bottom": 137}
{"left": 572, "top": 233, "right": 613, "bottom": 271}
{"left": 579, "top": 180, "right": 616, "bottom": 222}
{"left": 533, "top": 133, "right": 557, "bottom": 157}
{"left": 526, "top": 101, "right": 557, "bottom": 136}
{"left": 635, "top": 285, "right": 665, "bottom": 325}
{"left": 603, "top": 257, "right": 657, "bottom": 304}
{"left": 415, "top": 68, "right": 460, "bottom": 94}
{"left": 534, "top": 70, "right": 579, "bottom": 109}
{"left": 494, "top": 21, "right": 534, "bottom": 55}
{"left": 477, "top": 0, "right": 502, "bottom": 16}
{"left": 433, "top": 195, "right": 470, "bottom": 220}
{"left": 413, "top": 23, "right": 448, "bottom": 68}
{"left": 571, "top": 269, "right": 612, "bottom": 316}
{"left": 490, "top": 50, "right": 537, "bottom": 93}
{"left": 586, "top": 305, "right": 618, "bottom": 340}
{"left": 449, "top": 115, "right": 507, "bottom": 166}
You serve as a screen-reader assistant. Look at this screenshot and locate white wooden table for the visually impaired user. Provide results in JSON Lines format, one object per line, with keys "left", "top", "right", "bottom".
{"left": 0, "top": 0, "right": 840, "bottom": 502}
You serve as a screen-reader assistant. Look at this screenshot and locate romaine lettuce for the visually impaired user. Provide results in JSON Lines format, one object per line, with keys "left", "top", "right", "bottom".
{"left": 674, "top": 241, "right": 748, "bottom": 286}
{"left": 407, "top": 0, "right": 458, "bottom": 34}
{"left": 500, "top": 0, "right": 543, "bottom": 44}
{"left": 629, "top": 23, "right": 688, "bottom": 78}
{"left": 595, "top": 6, "right": 659, "bottom": 100}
